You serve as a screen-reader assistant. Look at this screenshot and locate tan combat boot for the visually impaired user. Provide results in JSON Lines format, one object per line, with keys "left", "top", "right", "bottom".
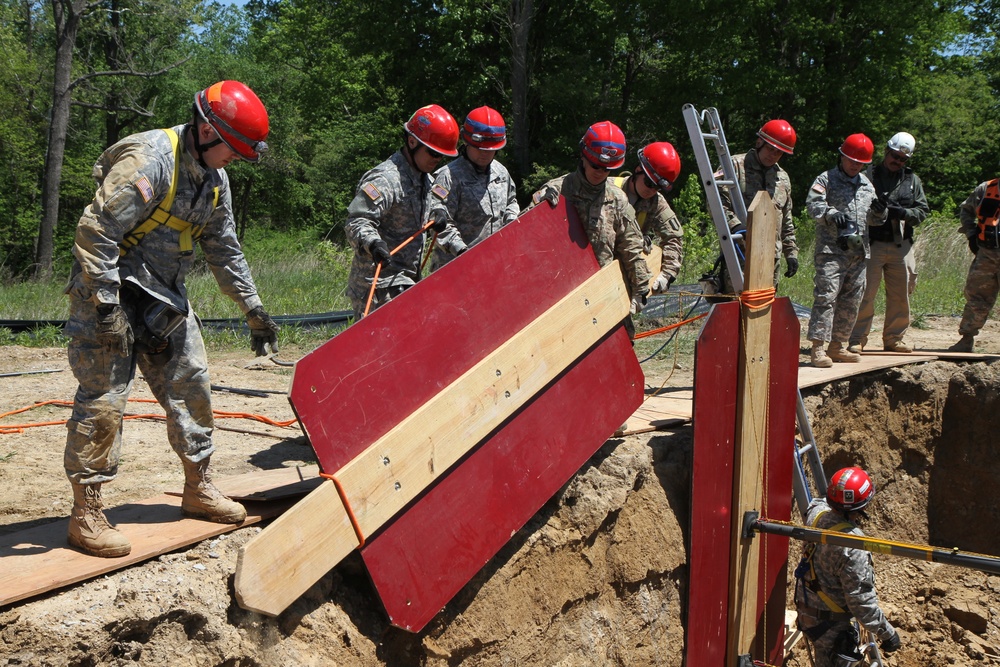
{"left": 948, "top": 334, "right": 975, "bottom": 353}
{"left": 828, "top": 341, "right": 861, "bottom": 363}
{"left": 810, "top": 341, "right": 833, "bottom": 368}
{"left": 847, "top": 341, "right": 864, "bottom": 354}
{"left": 181, "top": 458, "right": 247, "bottom": 524}
{"left": 68, "top": 482, "right": 132, "bottom": 558}
{"left": 884, "top": 340, "right": 912, "bottom": 353}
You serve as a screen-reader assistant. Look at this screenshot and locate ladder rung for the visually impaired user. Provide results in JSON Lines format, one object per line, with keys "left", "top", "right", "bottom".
{"left": 797, "top": 443, "right": 815, "bottom": 456}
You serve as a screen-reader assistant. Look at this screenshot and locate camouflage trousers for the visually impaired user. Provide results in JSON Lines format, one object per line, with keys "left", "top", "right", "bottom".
{"left": 807, "top": 253, "right": 867, "bottom": 344}
{"left": 958, "top": 246, "right": 1000, "bottom": 337}
{"left": 851, "top": 240, "right": 916, "bottom": 347}
{"left": 64, "top": 296, "right": 214, "bottom": 484}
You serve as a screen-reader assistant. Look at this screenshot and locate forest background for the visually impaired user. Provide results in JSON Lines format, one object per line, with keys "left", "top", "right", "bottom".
{"left": 0, "top": 0, "right": 998, "bottom": 317}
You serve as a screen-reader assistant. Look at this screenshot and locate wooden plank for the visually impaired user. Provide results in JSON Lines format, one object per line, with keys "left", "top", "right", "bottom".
{"left": 162, "top": 464, "right": 321, "bottom": 501}
{"left": 644, "top": 244, "right": 663, "bottom": 292}
{"left": 728, "top": 191, "right": 778, "bottom": 662}
{"left": 235, "top": 263, "right": 629, "bottom": 617}
{"left": 797, "top": 354, "right": 937, "bottom": 388}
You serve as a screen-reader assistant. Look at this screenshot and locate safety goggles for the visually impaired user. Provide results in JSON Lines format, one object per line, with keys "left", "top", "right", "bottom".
{"left": 888, "top": 150, "right": 910, "bottom": 162}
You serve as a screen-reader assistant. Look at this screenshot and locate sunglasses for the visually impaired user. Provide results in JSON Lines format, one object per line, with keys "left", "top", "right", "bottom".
{"left": 425, "top": 146, "right": 444, "bottom": 159}
{"left": 888, "top": 150, "right": 910, "bottom": 162}
{"left": 585, "top": 159, "right": 611, "bottom": 172}
{"left": 642, "top": 173, "right": 673, "bottom": 193}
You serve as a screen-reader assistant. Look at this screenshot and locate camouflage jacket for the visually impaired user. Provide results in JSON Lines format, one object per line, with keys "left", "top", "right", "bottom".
{"left": 429, "top": 154, "right": 519, "bottom": 271}
{"left": 720, "top": 149, "right": 798, "bottom": 260}
{"left": 64, "top": 124, "right": 262, "bottom": 335}
{"left": 345, "top": 150, "right": 438, "bottom": 298}
{"left": 613, "top": 174, "right": 683, "bottom": 281}
{"left": 528, "top": 168, "right": 651, "bottom": 296}
{"left": 958, "top": 180, "right": 997, "bottom": 239}
{"left": 806, "top": 166, "right": 879, "bottom": 258}
{"left": 796, "top": 499, "right": 894, "bottom": 640}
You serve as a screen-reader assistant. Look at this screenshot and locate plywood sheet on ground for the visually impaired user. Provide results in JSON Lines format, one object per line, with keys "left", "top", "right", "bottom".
{"left": 0, "top": 466, "right": 317, "bottom": 608}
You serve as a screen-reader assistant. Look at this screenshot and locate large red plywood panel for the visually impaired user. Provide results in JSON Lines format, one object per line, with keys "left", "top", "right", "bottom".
{"left": 361, "top": 325, "right": 642, "bottom": 631}
{"left": 289, "top": 199, "right": 597, "bottom": 474}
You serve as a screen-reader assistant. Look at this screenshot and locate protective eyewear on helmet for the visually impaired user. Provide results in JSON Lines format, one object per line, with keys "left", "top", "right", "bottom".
{"left": 888, "top": 150, "right": 910, "bottom": 162}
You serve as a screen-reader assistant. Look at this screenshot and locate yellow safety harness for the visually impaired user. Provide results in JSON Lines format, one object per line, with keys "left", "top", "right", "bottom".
{"left": 612, "top": 175, "right": 648, "bottom": 231}
{"left": 798, "top": 510, "right": 854, "bottom": 615}
{"left": 118, "top": 128, "right": 219, "bottom": 257}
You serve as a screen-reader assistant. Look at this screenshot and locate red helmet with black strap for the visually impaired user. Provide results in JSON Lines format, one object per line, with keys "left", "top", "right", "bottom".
{"left": 840, "top": 133, "right": 874, "bottom": 164}
{"left": 580, "top": 121, "right": 626, "bottom": 169}
{"left": 758, "top": 119, "right": 796, "bottom": 155}
{"left": 638, "top": 142, "right": 681, "bottom": 192}
{"left": 827, "top": 467, "right": 875, "bottom": 512}
{"left": 194, "top": 81, "right": 269, "bottom": 163}
{"left": 462, "top": 106, "right": 507, "bottom": 150}
{"left": 405, "top": 104, "right": 460, "bottom": 157}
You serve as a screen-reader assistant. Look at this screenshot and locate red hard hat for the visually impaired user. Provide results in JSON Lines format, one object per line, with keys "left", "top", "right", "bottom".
{"left": 638, "top": 142, "right": 681, "bottom": 192}
{"left": 827, "top": 467, "right": 875, "bottom": 512}
{"left": 758, "top": 119, "right": 796, "bottom": 155}
{"left": 405, "top": 104, "right": 460, "bottom": 157}
{"left": 580, "top": 121, "right": 626, "bottom": 169}
{"left": 462, "top": 106, "right": 507, "bottom": 150}
{"left": 840, "top": 133, "right": 874, "bottom": 164}
{"left": 194, "top": 81, "right": 269, "bottom": 162}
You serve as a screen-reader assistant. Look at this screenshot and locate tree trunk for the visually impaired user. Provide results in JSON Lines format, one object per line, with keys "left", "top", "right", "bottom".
{"left": 35, "top": 0, "right": 86, "bottom": 280}
{"left": 508, "top": 0, "right": 533, "bottom": 185}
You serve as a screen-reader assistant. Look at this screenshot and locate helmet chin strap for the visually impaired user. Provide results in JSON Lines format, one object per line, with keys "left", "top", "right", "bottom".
{"left": 189, "top": 109, "right": 224, "bottom": 168}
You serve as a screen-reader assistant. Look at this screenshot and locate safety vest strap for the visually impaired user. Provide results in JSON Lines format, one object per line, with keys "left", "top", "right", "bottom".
{"left": 119, "top": 129, "right": 215, "bottom": 257}
{"left": 611, "top": 175, "right": 648, "bottom": 231}
{"left": 800, "top": 511, "right": 854, "bottom": 615}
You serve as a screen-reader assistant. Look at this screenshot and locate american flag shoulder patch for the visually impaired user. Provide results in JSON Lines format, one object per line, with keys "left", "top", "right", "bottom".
{"left": 431, "top": 183, "right": 449, "bottom": 200}
{"left": 362, "top": 182, "right": 382, "bottom": 202}
{"left": 532, "top": 191, "right": 544, "bottom": 205}
{"left": 811, "top": 183, "right": 826, "bottom": 194}
{"left": 135, "top": 176, "right": 154, "bottom": 203}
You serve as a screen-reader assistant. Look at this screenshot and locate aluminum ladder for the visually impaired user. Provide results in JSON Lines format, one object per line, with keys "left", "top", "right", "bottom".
{"left": 682, "top": 103, "right": 827, "bottom": 516}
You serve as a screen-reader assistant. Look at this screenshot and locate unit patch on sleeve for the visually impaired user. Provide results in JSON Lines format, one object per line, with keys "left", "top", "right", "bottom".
{"left": 431, "top": 184, "right": 449, "bottom": 201}
{"left": 362, "top": 182, "right": 383, "bottom": 202}
{"left": 134, "top": 176, "right": 155, "bottom": 203}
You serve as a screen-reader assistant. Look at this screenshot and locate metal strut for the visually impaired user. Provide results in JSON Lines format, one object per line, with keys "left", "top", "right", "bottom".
{"left": 682, "top": 104, "right": 827, "bottom": 517}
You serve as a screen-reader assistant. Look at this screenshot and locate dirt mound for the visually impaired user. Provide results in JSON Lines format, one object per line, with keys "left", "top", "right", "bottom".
{"left": 1, "top": 340, "right": 999, "bottom": 666}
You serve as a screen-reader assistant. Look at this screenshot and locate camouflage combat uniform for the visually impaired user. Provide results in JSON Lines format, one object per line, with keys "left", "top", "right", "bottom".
{"left": 428, "top": 151, "right": 519, "bottom": 272}
{"left": 718, "top": 148, "right": 798, "bottom": 288}
{"left": 850, "top": 164, "right": 929, "bottom": 349}
{"left": 528, "top": 168, "right": 651, "bottom": 298}
{"left": 63, "top": 124, "right": 264, "bottom": 484}
{"left": 345, "top": 150, "right": 439, "bottom": 319}
{"left": 956, "top": 179, "right": 1000, "bottom": 337}
{"left": 613, "top": 174, "right": 683, "bottom": 284}
{"left": 805, "top": 167, "right": 879, "bottom": 344}
{"left": 795, "top": 499, "right": 896, "bottom": 667}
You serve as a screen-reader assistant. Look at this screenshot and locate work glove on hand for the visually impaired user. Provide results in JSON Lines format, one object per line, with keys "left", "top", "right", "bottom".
{"left": 246, "top": 306, "right": 280, "bottom": 356}
{"left": 369, "top": 238, "right": 391, "bottom": 267}
{"left": 969, "top": 235, "right": 980, "bottom": 255}
{"left": 828, "top": 211, "right": 850, "bottom": 229}
{"left": 642, "top": 235, "right": 653, "bottom": 254}
{"left": 784, "top": 256, "right": 799, "bottom": 278}
{"left": 96, "top": 304, "right": 133, "bottom": 358}
{"left": 429, "top": 210, "right": 450, "bottom": 234}
{"left": 880, "top": 629, "right": 901, "bottom": 653}
{"left": 629, "top": 292, "right": 648, "bottom": 316}
{"left": 651, "top": 273, "right": 674, "bottom": 294}
{"left": 869, "top": 198, "right": 888, "bottom": 217}
{"left": 887, "top": 205, "right": 907, "bottom": 221}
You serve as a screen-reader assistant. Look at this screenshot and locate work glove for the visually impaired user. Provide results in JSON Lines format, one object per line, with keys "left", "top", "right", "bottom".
{"left": 246, "top": 306, "right": 280, "bottom": 356}
{"left": 642, "top": 235, "right": 653, "bottom": 254}
{"left": 651, "top": 273, "right": 674, "bottom": 294}
{"left": 368, "top": 238, "right": 391, "bottom": 267}
{"left": 887, "top": 205, "right": 907, "bottom": 221}
{"left": 969, "top": 235, "right": 979, "bottom": 255}
{"left": 869, "top": 198, "right": 887, "bottom": 216}
{"left": 95, "top": 304, "right": 133, "bottom": 358}
{"left": 784, "top": 256, "right": 799, "bottom": 278}
{"left": 429, "top": 210, "right": 450, "bottom": 234}
{"left": 880, "top": 628, "right": 901, "bottom": 653}
{"left": 629, "top": 292, "right": 648, "bottom": 316}
{"left": 828, "top": 210, "right": 850, "bottom": 229}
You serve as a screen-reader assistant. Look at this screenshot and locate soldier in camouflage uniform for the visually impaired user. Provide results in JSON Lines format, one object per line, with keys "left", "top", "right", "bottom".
{"left": 428, "top": 106, "right": 519, "bottom": 272}
{"left": 850, "top": 132, "right": 930, "bottom": 354}
{"left": 526, "top": 121, "right": 651, "bottom": 332}
{"left": 805, "top": 134, "right": 881, "bottom": 368}
{"left": 949, "top": 178, "right": 1000, "bottom": 352}
{"left": 345, "top": 104, "right": 460, "bottom": 319}
{"left": 795, "top": 467, "right": 901, "bottom": 665}
{"left": 612, "top": 142, "right": 684, "bottom": 294}
{"left": 717, "top": 119, "right": 800, "bottom": 292}
{"left": 62, "top": 81, "right": 280, "bottom": 558}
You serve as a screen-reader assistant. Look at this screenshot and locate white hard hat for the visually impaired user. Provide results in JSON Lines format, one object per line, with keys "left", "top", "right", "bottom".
{"left": 887, "top": 132, "right": 916, "bottom": 157}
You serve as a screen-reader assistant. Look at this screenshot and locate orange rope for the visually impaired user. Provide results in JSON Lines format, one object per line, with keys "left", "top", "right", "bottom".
{"left": 633, "top": 312, "right": 708, "bottom": 340}
{"left": 420, "top": 230, "right": 439, "bottom": 273}
{"left": 0, "top": 398, "right": 297, "bottom": 435}
{"left": 739, "top": 286, "right": 776, "bottom": 310}
{"left": 362, "top": 219, "right": 437, "bottom": 318}
{"left": 321, "top": 471, "right": 366, "bottom": 548}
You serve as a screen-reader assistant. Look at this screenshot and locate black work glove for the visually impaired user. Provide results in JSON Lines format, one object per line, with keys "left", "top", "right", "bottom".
{"left": 869, "top": 199, "right": 887, "bottom": 216}
{"left": 429, "top": 210, "right": 449, "bottom": 234}
{"left": 887, "top": 205, "right": 907, "bottom": 221}
{"left": 969, "top": 235, "right": 979, "bottom": 255}
{"left": 880, "top": 628, "right": 901, "bottom": 653}
{"left": 246, "top": 306, "right": 280, "bottom": 356}
{"left": 784, "top": 256, "right": 799, "bottom": 278}
{"left": 96, "top": 304, "right": 133, "bottom": 358}
{"left": 369, "top": 238, "right": 391, "bottom": 267}
{"left": 828, "top": 210, "right": 849, "bottom": 229}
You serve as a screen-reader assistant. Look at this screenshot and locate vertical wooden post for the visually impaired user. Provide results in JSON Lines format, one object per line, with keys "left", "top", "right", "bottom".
{"left": 727, "top": 191, "right": 779, "bottom": 663}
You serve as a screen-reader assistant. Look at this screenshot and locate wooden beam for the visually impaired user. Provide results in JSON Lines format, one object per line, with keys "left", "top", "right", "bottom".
{"left": 235, "top": 261, "right": 629, "bottom": 616}
{"left": 727, "top": 191, "right": 779, "bottom": 662}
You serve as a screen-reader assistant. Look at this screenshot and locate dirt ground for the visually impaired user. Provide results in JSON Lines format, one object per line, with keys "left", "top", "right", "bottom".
{"left": 1, "top": 313, "right": 999, "bottom": 666}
